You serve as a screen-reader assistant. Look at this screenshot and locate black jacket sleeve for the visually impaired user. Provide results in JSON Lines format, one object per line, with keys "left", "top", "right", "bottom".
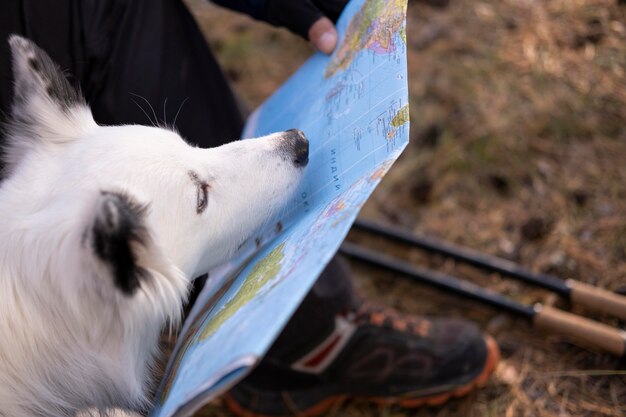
{"left": 211, "top": 0, "right": 348, "bottom": 39}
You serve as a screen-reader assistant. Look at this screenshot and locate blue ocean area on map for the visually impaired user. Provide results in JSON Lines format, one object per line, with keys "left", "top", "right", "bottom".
{"left": 151, "top": 1, "right": 409, "bottom": 415}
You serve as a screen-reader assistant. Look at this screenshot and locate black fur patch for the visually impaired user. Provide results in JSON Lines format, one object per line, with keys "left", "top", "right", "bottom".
{"left": 91, "top": 191, "right": 149, "bottom": 296}
{"left": 27, "top": 57, "right": 39, "bottom": 72}
{"left": 9, "top": 35, "right": 83, "bottom": 111}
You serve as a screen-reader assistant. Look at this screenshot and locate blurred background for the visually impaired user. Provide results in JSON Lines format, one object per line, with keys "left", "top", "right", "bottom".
{"left": 184, "top": 0, "right": 625, "bottom": 416}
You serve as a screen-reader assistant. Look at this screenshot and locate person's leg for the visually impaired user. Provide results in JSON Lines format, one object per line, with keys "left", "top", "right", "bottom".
{"left": 0, "top": 0, "right": 243, "bottom": 150}
{"left": 78, "top": 0, "right": 245, "bottom": 146}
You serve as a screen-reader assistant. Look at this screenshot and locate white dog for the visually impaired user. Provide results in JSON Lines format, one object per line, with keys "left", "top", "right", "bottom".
{"left": 0, "top": 36, "right": 308, "bottom": 417}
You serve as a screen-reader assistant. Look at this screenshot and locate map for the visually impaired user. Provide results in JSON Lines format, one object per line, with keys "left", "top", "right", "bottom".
{"left": 150, "top": 1, "right": 409, "bottom": 415}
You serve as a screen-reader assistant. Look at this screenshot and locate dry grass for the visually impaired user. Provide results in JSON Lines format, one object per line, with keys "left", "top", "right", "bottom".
{"left": 180, "top": 0, "right": 626, "bottom": 416}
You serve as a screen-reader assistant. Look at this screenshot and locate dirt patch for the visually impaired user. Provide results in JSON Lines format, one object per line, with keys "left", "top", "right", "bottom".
{"left": 181, "top": 1, "right": 626, "bottom": 416}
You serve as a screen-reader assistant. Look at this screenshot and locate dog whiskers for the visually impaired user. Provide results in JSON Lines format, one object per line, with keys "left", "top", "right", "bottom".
{"left": 130, "top": 97, "right": 157, "bottom": 128}
{"left": 163, "top": 97, "right": 169, "bottom": 126}
{"left": 129, "top": 92, "right": 159, "bottom": 127}
{"left": 172, "top": 97, "right": 189, "bottom": 128}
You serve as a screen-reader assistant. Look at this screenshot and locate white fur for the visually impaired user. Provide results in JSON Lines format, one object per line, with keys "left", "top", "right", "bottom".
{"left": 0, "top": 36, "right": 306, "bottom": 416}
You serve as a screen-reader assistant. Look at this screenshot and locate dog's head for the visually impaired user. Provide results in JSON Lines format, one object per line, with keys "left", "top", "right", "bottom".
{"left": 0, "top": 36, "right": 308, "bottom": 412}
{"left": 3, "top": 35, "right": 308, "bottom": 286}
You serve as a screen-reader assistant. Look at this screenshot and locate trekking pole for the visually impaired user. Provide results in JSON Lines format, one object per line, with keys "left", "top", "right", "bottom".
{"left": 353, "top": 219, "right": 626, "bottom": 321}
{"left": 340, "top": 242, "right": 626, "bottom": 357}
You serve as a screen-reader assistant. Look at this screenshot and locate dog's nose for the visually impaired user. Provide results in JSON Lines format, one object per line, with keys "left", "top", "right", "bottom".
{"left": 285, "top": 128, "right": 309, "bottom": 167}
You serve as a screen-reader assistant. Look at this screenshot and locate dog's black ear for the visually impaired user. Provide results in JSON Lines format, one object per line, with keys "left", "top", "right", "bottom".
{"left": 3, "top": 35, "right": 94, "bottom": 176}
{"left": 8, "top": 35, "right": 83, "bottom": 112}
{"left": 89, "top": 191, "right": 150, "bottom": 296}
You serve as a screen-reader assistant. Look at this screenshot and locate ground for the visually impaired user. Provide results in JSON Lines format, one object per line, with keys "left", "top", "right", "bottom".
{"left": 180, "top": 0, "right": 626, "bottom": 416}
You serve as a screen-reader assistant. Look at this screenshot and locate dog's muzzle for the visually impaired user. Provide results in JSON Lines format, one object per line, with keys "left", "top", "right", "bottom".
{"left": 284, "top": 129, "right": 309, "bottom": 167}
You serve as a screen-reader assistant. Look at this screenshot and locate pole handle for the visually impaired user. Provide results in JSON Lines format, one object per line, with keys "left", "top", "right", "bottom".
{"left": 567, "top": 280, "right": 626, "bottom": 321}
{"left": 533, "top": 305, "right": 626, "bottom": 357}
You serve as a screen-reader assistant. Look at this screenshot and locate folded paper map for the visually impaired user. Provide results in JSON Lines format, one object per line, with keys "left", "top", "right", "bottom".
{"left": 150, "top": 1, "right": 409, "bottom": 415}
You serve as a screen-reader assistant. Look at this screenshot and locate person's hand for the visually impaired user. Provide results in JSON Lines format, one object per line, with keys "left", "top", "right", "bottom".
{"left": 264, "top": 0, "right": 349, "bottom": 54}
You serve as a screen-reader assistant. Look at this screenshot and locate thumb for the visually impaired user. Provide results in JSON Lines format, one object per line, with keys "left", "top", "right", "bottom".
{"left": 308, "top": 16, "right": 339, "bottom": 55}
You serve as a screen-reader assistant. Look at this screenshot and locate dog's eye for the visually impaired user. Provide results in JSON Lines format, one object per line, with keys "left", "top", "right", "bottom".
{"left": 189, "top": 170, "right": 209, "bottom": 214}
{"left": 196, "top": 182, "right": 208, "bottom": 214}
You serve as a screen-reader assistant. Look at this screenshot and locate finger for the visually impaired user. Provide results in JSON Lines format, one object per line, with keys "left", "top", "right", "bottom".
{"left": 308, "top": 17, "right": 338, "bottom": 54}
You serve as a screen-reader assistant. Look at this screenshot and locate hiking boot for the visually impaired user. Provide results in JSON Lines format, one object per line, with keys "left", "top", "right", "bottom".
{"left": 224, "top": 299, "right": 500, "bottom": 417}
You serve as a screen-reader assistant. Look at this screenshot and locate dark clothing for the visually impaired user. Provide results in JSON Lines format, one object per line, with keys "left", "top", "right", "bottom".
{"left": 0, "top": 0, "right": 244, "bottom": 153}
